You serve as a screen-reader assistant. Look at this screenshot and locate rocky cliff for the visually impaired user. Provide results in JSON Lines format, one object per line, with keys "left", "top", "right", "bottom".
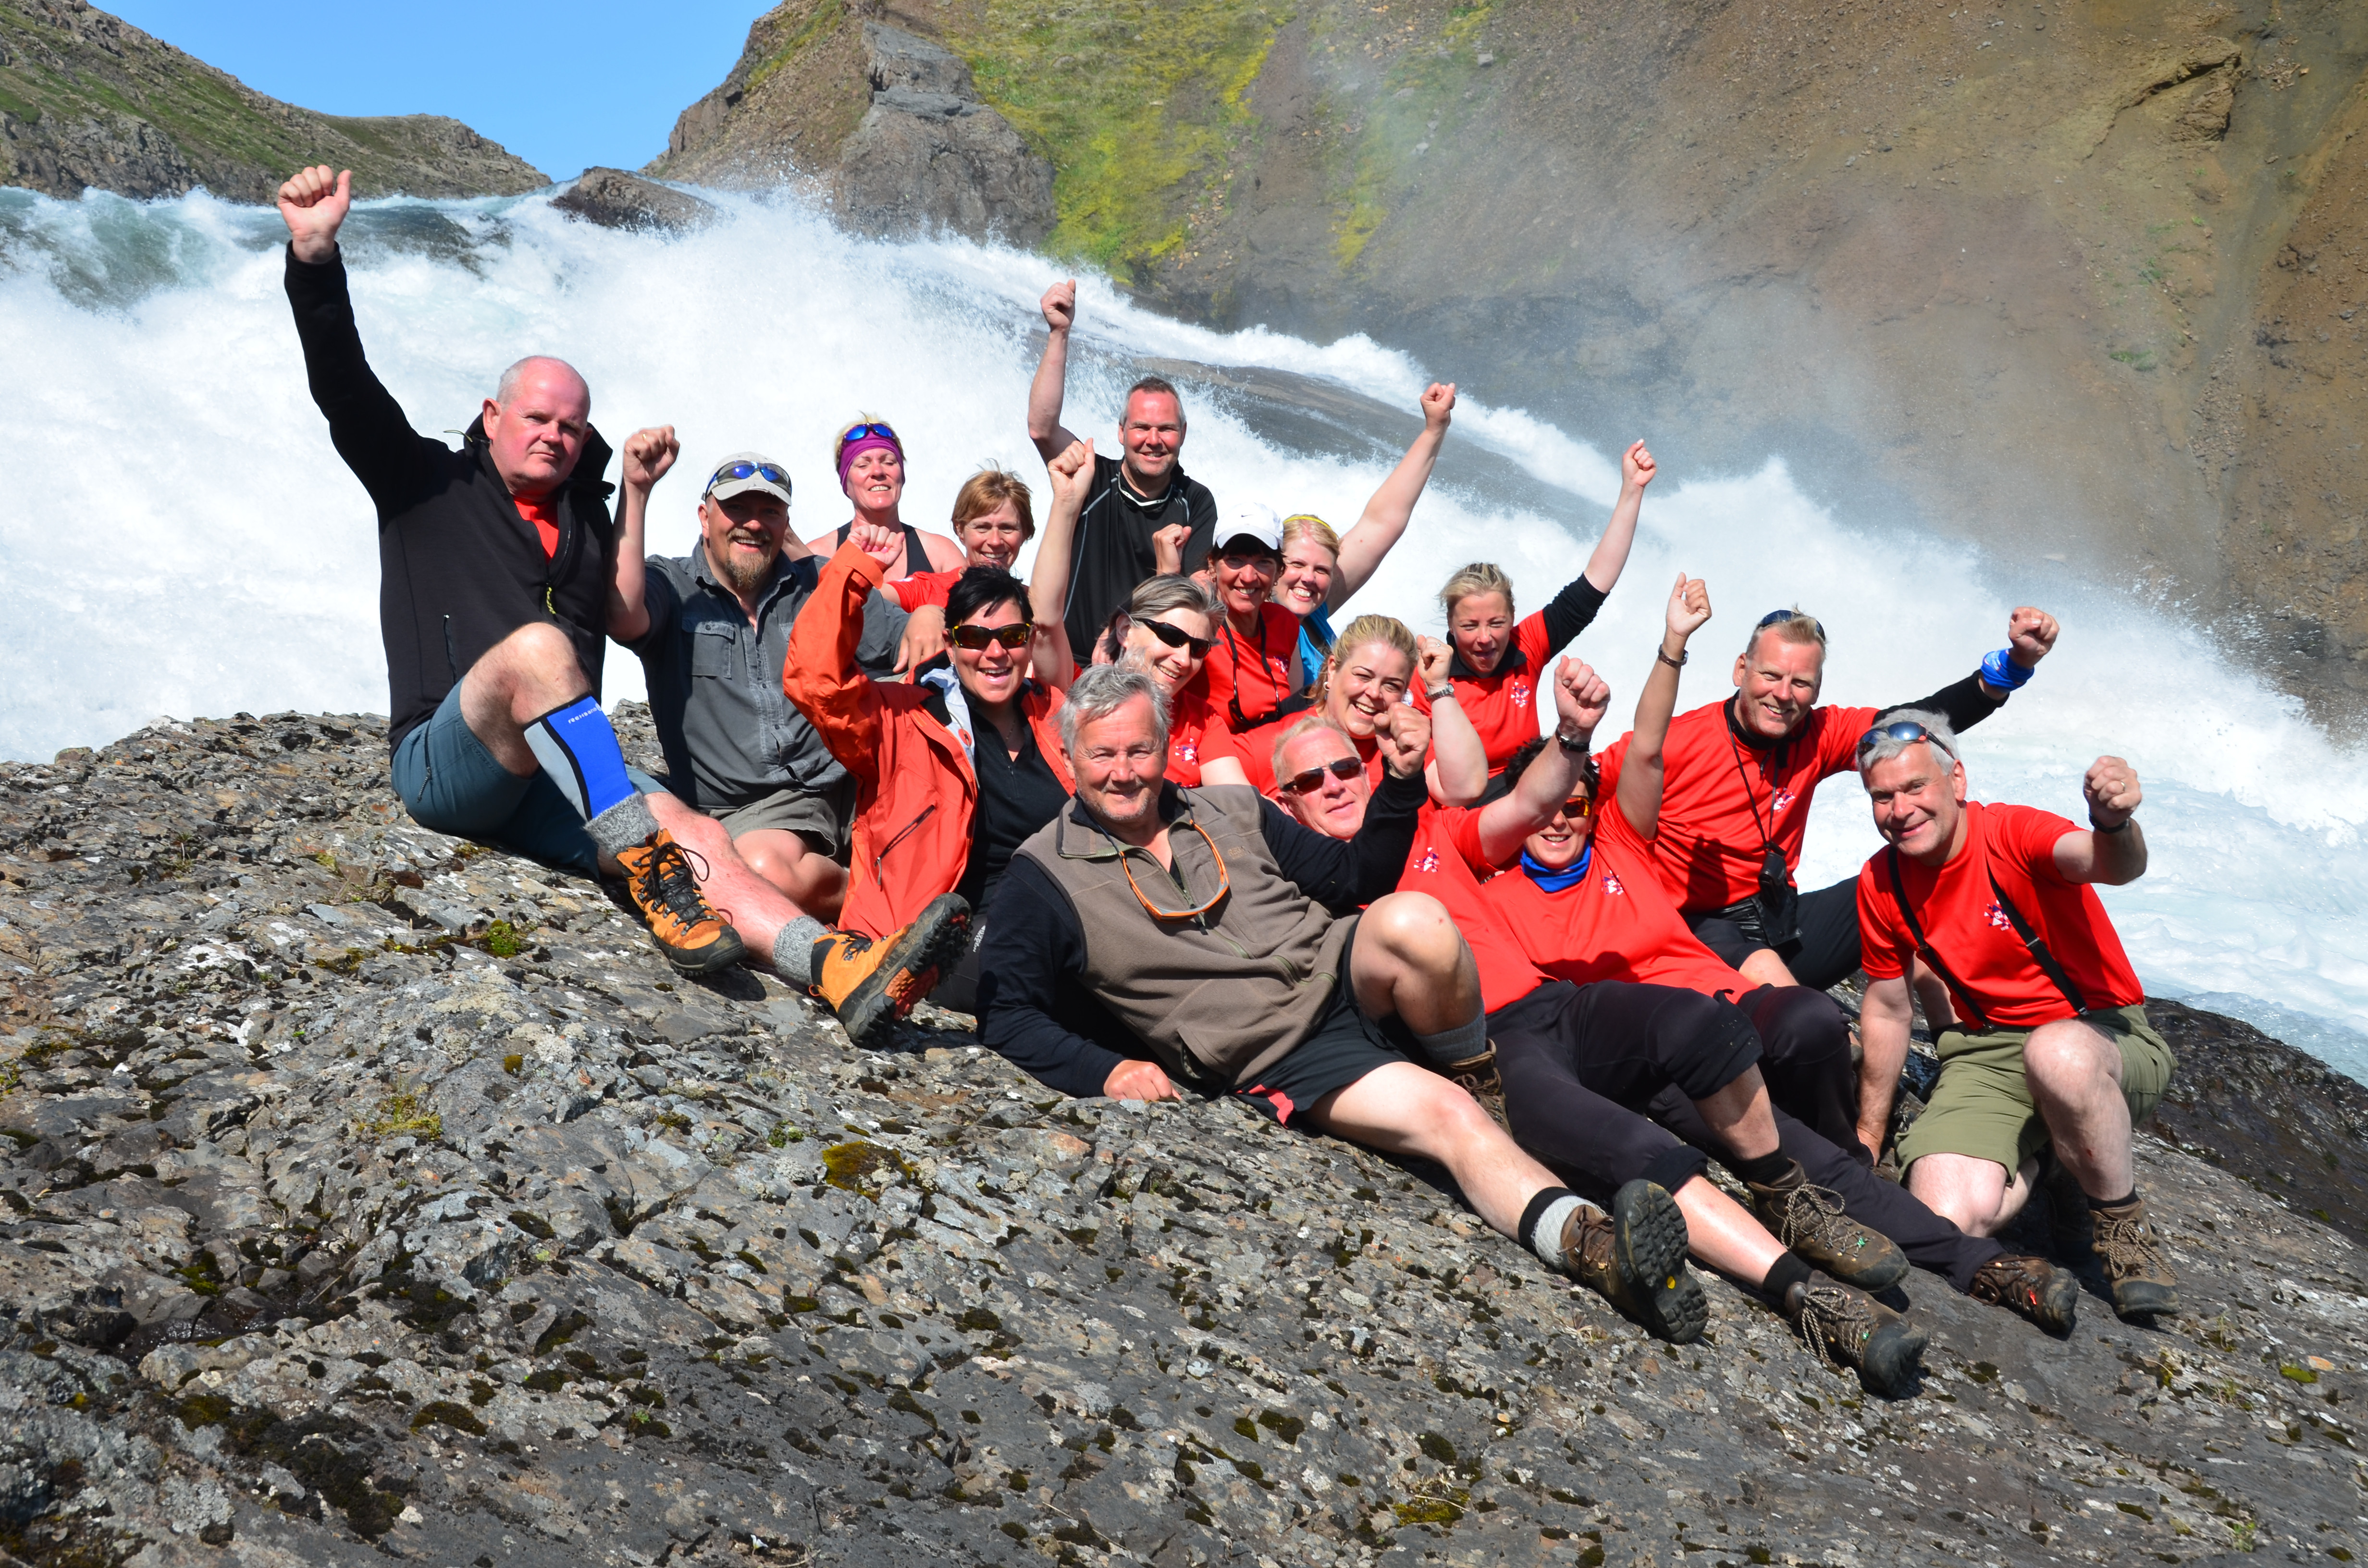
{"left": 1, "top": 712, "right": 2364, "bottom": 1564}
{"left": 0, "top": 0, "right": 546, "bottom": 203}
{"left": 653, "top": 0, "right": 2368, "bottom": 729}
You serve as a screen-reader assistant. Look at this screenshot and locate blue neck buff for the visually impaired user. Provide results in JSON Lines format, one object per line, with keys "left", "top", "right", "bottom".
{"left": 1520, "top": 844, "right": 1592, "bottom": 894}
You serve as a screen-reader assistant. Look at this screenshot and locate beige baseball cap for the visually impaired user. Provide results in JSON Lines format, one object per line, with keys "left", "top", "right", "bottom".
{"left": 703, "top": 451, "right": 792, "bottom": 506}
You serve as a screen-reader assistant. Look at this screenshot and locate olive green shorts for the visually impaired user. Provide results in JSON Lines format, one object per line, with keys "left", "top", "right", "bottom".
{"left": 714, "top": 779, "right": 857, "bottom": 864}
{"left": 1896, "top": 1003, "right": 2175, "bottom": 1178}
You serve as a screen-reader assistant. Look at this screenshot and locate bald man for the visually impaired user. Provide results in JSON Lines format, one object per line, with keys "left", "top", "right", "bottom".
{"left": 277, "top": 164, "right": 753, "bottom": 973}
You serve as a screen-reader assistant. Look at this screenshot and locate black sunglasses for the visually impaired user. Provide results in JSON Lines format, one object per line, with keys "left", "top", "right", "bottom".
{"left": 950, "top": 621, "right": 1033, "bottom": 651}
{"left": 1144, "top": 619, "right": 1216, "bottom": 658}
{"left": 707, "top": 460, "right": 789, "bottom": 492}
{"left": 1856, "top": 720, "right": 1951, "bottom": 760}
{"left": 1278, "top": 756, "right": 1364, "bottom": 796}
{"left": 1756, "top": 608, "right": 1826, "bottom": 639}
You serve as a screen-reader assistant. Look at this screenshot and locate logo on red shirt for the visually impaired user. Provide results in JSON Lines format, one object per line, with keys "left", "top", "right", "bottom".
{"left": 1983, "top": 901, "right": 2014, "bottom": 931}
{"left": 1176, "top": 740, "right": 1199, "bottom": 763}
{"left": 1511, "top": 678, "right": 1533, "bottom": 710}
{"left": 1410, "top": 847, "right": 1440, "bottom": 874}
{"left": 1601, "top": 869, "right": 1626, "bottom": 896}
{"left": 1772, "top": 788, "right": 1798, "bottom": 815}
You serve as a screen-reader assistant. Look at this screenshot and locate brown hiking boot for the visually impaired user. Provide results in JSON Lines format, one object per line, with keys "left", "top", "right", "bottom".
{"left": 1746, "top": 1166, "right": 1909, "bottom": 1290}
{"left": 1969, "top": 1252, "right": 2080, "bottom": 1336}
{"left": 615, "top": 831, "right": 745, "bottom": 974}
{"left": 1784, "top": 1276, "right": 1927, "bottom": 1398}
{"left": 2038, "top": 1151, "right": 2093, "bottom": 1265}
{"left": 1432, "top": 1041, "right": 1506, "bottom": 1127}
{"left": 810, "top": 894, "right": 971, "bottom": 1047}
{"left": 2089, "top": 1194, "right": 2179, "bottom": 1320}
{"left": 1563, "top": 1179, "right": 1706, "bottom": 1344}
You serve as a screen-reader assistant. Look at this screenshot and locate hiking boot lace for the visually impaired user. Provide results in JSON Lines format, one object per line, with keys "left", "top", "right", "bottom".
{"left": 1766, "top": 1182, "right": 1851, "bottom": 1255}
{"left": 639, "top": 838, "right": 714, "bottom": 928}
{"left": 2094, "top": 1211, "right": 2166, "bottom": 1276}
{"left": 1793, "top": 1285, "right": 1865, "bottom": 1373}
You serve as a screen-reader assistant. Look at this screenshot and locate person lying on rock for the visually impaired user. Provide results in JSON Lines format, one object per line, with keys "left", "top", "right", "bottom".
{"left": 607, "top": 434, "right": 853, "bottom": 923}
{"left": 1603, "top": 596, "right": 2058, "bottom": 1021}
{"left": 1476, "top": 574, "right": 2078, "bottom": 1335}
{"left": 278, "top": 164, "right": 746, "bottom": 976}
{"left": 1263, "top": 635, "right": 1928, "bottom": 1395}
{"left": 1026, "top": 279, "right": 1217, "bottom": 658}
{"left": 973, "top": 662, "right": 1719, "bottom": 1358}
{"left": 782, "top": 520, "right": 1075, "bottom": 1023}
{"left": 1853, "top": 714, "right": 2179, "bottom": 1321}
{"left": 1435, "top": 436, "right": 1656, "bottom": 777}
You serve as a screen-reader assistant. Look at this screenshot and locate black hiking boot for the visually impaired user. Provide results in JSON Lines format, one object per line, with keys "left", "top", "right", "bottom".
{"left": 1563, "top": 1180, "right": 1707, "bottom": 1345}
{"left": 1968, "top": 1251, "right": 2081, "bottom": 1336}
{"left": 1745, "top": 1163, "right": 1910, "bottom": 1290}
{"left": 1782, "top": 1274, "right": 1927, "bottom": 1398}
{"left": 2089, "top": 1194, "right": 2180, "bottom": 1320}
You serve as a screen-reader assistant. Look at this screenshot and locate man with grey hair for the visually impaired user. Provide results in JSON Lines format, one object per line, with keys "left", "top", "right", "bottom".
{"left": 1851, "top": 710, "right": 2178, "bottom": 1319}
{"left": 974, "top": 663, "right": 1717, "bottom": 1330}
{"left": 278, "top": 162, "right": 753, "bottom": 976}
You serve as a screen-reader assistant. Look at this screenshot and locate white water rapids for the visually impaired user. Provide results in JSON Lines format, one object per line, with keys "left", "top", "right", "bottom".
{"left": 3, "top": 185, "right": 2364, "bottom": 1076}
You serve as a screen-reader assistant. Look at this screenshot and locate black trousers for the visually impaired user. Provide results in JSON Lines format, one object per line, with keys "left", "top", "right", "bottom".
{"left": 1648, "top": 984, "right": 1858, "bottom": 1155}
{"left": 1687, "top": 877, "right": 1862, "bottom": 992}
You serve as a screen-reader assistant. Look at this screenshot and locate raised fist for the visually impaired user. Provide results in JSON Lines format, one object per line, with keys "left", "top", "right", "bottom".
{"left": 1041, "top": 278, "right": 1077, "bottom": 333}
{"left": 1623, "top": 440, "right": 1658, "bottom": 492}
{"left": 622, "top": 426, "right": 678, "bottom": 491}
{"left": 1554, "top": 655, "right": 1609, "bottom": 735}
{"left": 1374, "top": 702, "right": 1432, "bottom": 779}
{"left": 2082, "top": 755, "right": 2141, "bottom": 830}
{"left": 278, "top": 164, "right": 352, "bottom": 265}
{"left": 849, "top": 519, "right": 904, "bottom": 571}
{"left": 1414, "top": 634, "right": 1454, "bottom": 692}
{"left": 2008, "top": 606, "right": 2059, "bottom": 667}
{"left": 1153, "top": 522, "right": 1191, "bottom": 577}
{"left": 1047, "top": 437, "right": 1095, "bottom": 503}
{"left": 1665, "top": 572, "right": 1711, "bottom": 640}
{"left": 1420, "top": 381, "right": 1457, "bottom": 431}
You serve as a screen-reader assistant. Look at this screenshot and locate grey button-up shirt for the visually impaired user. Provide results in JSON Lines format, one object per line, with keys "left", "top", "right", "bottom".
{"left": 629, "top": 549, "right": 857, "bottom": 814}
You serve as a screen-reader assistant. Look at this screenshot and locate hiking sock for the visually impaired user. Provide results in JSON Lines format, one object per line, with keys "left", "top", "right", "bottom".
{"left": 1518, "top": 1188, "right": 1586, "bottom": 1273}
{"left": 525, "top": 696, "right": 640, "bottom": 824}
{"left": 1732, "top": 1150, "right": 1799, "bottom": 1189}
{"left": 1762, "top": 1250, "right": 1814, "bottom": 1317}
{"left": 769, "top": 916, "right": 831, "bottom": 986}
{"left": 1411, "top": 1012, "right": 1488, "bottom": 1067}
{"left": 2084, "top": 1188, "right": 2138, "bottom": 1212}
{"left": 584, "top": 794, "right": 661, "bottom": 859}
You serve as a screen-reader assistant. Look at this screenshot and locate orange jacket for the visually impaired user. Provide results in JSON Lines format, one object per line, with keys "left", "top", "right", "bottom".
{"left": 784, "top": 541, "right": 1073, "bottom": 940}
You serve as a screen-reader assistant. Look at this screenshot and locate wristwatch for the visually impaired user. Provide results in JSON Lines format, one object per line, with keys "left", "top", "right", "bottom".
{"left": 1426, "top": 684, "right": 1455, "bottom": 702}
{"left": 1554, "top": 730, "right": 1589, "bottom": 754}
{"left": 2091, "top": 815, "right": 2132, "bottom": 834}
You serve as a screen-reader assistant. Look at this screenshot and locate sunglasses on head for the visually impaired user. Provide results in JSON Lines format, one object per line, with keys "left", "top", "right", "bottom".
{"left": 950, "top": 621, "right": 1034, "bottom": 651}
{"left": 1278, "top": 756, "right": 1364, "bottom": 796}
{"left": 1856, "top": 720, "right": 1949, "bottom": 760}
{"left": 839, "top": 421, "right": 900, "bottom": 449}
{"left": 1756, "top": 608, "right": 1827, "bottom": 639}
{"left": 707, "top": 460, "right": 789, "bottom": 492}
{"left": 1144, "top": 619, "right": 1215, "bottom": 658}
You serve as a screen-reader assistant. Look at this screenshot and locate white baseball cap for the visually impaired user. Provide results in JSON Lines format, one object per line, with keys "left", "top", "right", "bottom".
{"left": 1213, "top": 500, "right": 1283, "bottom": 555}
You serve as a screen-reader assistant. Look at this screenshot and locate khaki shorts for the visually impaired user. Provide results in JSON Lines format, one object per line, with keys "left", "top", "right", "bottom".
{"left": 714, "top": 779, "right": 857, "bottom": 864}
{"left": 1897, "top": 1003, "right": 2175, "bottom": 1177}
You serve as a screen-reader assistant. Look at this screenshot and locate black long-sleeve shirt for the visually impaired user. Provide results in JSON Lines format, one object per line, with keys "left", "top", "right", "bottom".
{"left": 974, "top": 770, "right": 1429, "bottom": 1097}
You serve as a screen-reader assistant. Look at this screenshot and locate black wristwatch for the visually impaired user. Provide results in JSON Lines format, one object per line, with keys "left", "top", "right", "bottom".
{"left": 2091, "top": 815, "right": 2132, "bottom": 834}
{"left": 1554, "top": 730, "right": 1589, "bottom": 754}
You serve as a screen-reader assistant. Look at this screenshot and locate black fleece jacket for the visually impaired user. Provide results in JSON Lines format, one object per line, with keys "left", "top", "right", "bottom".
{"left": 285, "top": 245, "right": 617, "bottom": 751}
{"left": 973, "top": 768, "right": 1429, "bottom": 1098}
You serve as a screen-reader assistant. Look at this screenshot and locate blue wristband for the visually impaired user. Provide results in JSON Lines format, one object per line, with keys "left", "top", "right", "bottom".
{"left": 1980, "top": 648, "right": 2033, "bottom": 690}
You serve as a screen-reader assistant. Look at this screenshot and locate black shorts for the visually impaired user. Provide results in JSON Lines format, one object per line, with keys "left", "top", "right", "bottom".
{"left": 1231, "top": 917, "right": 1411, "bottom": 1125}
{"left": 1686, "top": 877, "right": 1862, "bottom": 992}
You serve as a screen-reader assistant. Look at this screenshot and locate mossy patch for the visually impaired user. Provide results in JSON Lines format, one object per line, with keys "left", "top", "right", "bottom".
{"left": 821, "top": 1139, "right": 916, "bottom": 1197}
{"left": 354, "top": 1088, "right": 442, "bottom": 1143}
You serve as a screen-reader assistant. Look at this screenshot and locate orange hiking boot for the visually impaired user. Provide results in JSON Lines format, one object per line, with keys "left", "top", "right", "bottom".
{"left": 810, "top": 894, "right": 971, "bottom": 1046}
{"left": 615, "top": 830, "right": 745, "bottom": 974}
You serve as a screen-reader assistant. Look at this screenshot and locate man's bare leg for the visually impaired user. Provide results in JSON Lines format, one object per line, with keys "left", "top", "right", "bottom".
{"left": 1907, "top": 1152, "right": 2037, "bottom": 1238}
{"left": 1736, "top": 949, "right": 1796, "bottom": 989}
{"left": 2024, "top": 1019, "right": 2134, "bottom": 1199}
{"left": 1347, "top": 892, "right": 1486, "bottom": 1066}
{"left": 1670, "top": 1179, "right": 1785, "bottom": 1281}
{"left": 1302, "top": 1061, "right": 1560, "bottom": 1237}
{"left": 458, "top": 622, "right": 590, "bottom": 776}
{"left": 733, "top": 828, "right": 847, "bottom": 922}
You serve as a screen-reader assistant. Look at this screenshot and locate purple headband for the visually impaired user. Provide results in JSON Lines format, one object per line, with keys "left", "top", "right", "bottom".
{"left": 837, "top": 433, "right": 904, "bottom": 492}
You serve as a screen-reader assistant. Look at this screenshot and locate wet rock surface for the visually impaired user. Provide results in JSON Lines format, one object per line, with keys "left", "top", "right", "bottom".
{"left": 552, "top": 169, "right": 719, "bottom": 234}
{"left": 0, "top": 710, "right": 2363, "bottom": 1566}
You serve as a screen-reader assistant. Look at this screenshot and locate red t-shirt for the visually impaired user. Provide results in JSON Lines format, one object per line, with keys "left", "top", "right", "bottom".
{"left": 1201, "top": 604, "right": 1300, "bottom": 731}
{"left": 889, "top": 566, "right": 962, "bottom": 612}
{"left": 1166, "top": 688, "right": 1246, "bottom": 788}
{"left": 1480, "top": 797, "right": 1750, "bottom": 997}
{"left": 1856, "top": 801, "right": 2142, "bottom": 1029}
{"left": 1405, "top": 807, "right": 1549, "bottom": 1014}
{"left": 1598, "top": 698, "right": 1886, "bottom": 915}
{"left": 1448, "top": 611, "right": 1554, "bottom": 772}
{"left": 516, "top": 493, "right": 559, "bottom": 558}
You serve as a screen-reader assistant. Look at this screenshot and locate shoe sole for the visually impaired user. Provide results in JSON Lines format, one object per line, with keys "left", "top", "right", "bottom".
{"left": 652, "top": 922, "right": 747, "bottom": 976}
{"left": 2110, "top": 1280, "right": 2179, "bottom": 1320}
{"left": 1857, "top": 1318, "right": 1929, "bottom": 1398}
{"left": 1613, "top": 1180, "right": 1707, "bottom": 1345}
{"left": 835, "top": 894, "right": 971, "bottom": 1047}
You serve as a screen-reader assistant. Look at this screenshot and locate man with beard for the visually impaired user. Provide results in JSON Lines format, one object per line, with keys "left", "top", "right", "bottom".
{"left": 609, "top": 434, "right": 855, "bottom": 921}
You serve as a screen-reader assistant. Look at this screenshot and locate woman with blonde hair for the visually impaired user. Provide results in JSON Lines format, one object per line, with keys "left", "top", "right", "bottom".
{"left": 1275, "top": 381, "right": 1460, "bottom": 685}
{"left": 1442, "top": 438, "right": 1657, "bottom": 772}
{"left": 1242, "top": 612, "right": 1486, "bottom": 806}
{"left": 1094, "top": 574, "right": 1252, "bottom": 788}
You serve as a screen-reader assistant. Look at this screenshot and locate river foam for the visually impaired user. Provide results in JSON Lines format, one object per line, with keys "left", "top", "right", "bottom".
{"left": 4, "top": 184, "right": 2363, "bottom": 1071}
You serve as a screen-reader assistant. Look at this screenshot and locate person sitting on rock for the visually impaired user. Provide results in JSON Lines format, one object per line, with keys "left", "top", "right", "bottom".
{"left": 1262, "top": 645, "right": 1932, "bottom": 1392}
{"left": 1026, "top": 279, "right": 1217, "bottom": 656}
{"left": 1853, "top": 713, "right": 2179, "bottom": 1321}
{"left": 1605, "top": 600, "right": 2058, "bottom": 1016}
{"left": 1076, "top": 573, "right": 1253, "bottom": 790}
{"left": 783, "top": 514, "right": 1075, "bottom": 1022}
{"left": 279, "top": 163, "right": 752, "bottom": 977}
{"left": 801, "top": 417, "right": 960, "bottom": 680}
{"left": 607, "top": 435, "right": 853, "bottom": 923}
{"left": 1274, "top": 381, "right": 1459, "bottom": 687}
{"left": 879, "top": 466, "right": 1044, "bottom": 677}
{"left": 973, "top": 662, "right": 1720, "bottom": 1358}
{"left": 1439, "top": 437, "right": 1657, "bottom": 774}
{"left": 1194, "top": 502, "right": 1307, "bottom": 733}
{"left": 1479, "top": 575, "right": 2079, "bottom": 1335}
{"left": 1235, "top": 614, "right": 1486, "bottom": 808}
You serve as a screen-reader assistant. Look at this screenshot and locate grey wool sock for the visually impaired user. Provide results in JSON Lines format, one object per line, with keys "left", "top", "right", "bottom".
{"left": 1525, "top": 1193, "right": 1586, "bottom": 1273}
{"left": 1412, "top": 1012, "right": 1489, "bottom": 1066}
{"left": 586, "top": 793, "right": 661, "bottom": 858}
{"left": 770, "top": 916, "right": 831, "bottom": 985}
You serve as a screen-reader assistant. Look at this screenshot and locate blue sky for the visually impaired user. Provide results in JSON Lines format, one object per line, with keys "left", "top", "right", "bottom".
{"left": 105, "top": 1, "right": 765, "bottom": 180}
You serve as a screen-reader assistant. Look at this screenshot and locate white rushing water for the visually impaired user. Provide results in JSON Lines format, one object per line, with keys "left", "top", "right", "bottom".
{"left": 4, "top": 184, "right": 2365, "bottom": 1075}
